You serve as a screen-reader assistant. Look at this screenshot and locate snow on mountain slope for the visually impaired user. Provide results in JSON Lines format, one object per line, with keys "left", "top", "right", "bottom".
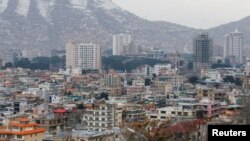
{"left": 15, "top": 0, "right": 30, "bottom": 17}
{"left": 0, "top": 0, "right": 197, "bottom": 51}
{"left": 69, "top": 0, "right": 88, "bottom": 10}
{"left": 0, "top": 0, "right": 9, "bottom": 13}
{"left": 94, "top": 0, "right": 120, "bottom": 10}
{"left": 37, "top": 0, "right": 55, "bottom": 19}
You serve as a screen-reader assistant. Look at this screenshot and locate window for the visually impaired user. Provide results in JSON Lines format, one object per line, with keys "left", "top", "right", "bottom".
{"left": 17, "top": 135, "right": 22, "bottom": 139}
{"left": 161, "top": 111, "right": 166, "bottom": 114}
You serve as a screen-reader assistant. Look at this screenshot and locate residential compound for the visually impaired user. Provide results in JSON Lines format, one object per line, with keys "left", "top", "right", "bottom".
{"left": 0, "top": 31, "right": 249, "bottom": 141}
{"left": 66, "top": 43, "right": 102, "bottom": 71}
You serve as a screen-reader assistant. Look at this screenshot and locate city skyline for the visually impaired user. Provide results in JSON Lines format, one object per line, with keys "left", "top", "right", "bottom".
{"left": 113, "top": 0, "right": 250, "bottom": 29}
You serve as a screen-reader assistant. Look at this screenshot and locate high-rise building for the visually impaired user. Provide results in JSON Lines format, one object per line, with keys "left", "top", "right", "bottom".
{"left": 112, "top": 34, "right": 132, "bottom": 55}
{"left": 66, "top": 43, "right": 101, "bottom": 70}
{"left": 223, "top": 29, "right": 243, "bottom": 64}
{"left": 193, "top": 33, "right": 213, "bottom": 70}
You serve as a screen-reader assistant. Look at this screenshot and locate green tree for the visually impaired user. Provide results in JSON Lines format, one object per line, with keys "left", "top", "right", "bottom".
{"left": 235, "top": 78, "right": 242, "bottom": 86}
{"left": 100, "top": 92, "right": 109, "bottom": 100}
{"left": 188, "top": 76, "right": 199, "bottom": 84}
{"left": 223, "top": 76, "right": 234, "bottom": 83}
{"left": 15, "top": 58, "right": 31, "bottom": 68}
{"left": 4, "top": 62, "right": 13, "bottom": 68}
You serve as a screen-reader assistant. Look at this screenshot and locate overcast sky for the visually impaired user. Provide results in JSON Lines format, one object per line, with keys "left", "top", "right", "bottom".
{"left": 113, "top": 0, "right": 250, "bottom": 29}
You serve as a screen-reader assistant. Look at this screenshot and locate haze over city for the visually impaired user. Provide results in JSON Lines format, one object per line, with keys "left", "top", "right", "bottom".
{"left": 114, "top": 0, "right": 250, "bottom": 29}
{"left": 0, "top": 1, "right": 250, "bottom": 140}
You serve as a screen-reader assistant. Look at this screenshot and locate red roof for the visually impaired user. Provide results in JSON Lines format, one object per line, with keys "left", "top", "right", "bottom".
{"left": 54, "top": 109, "right": 68, "bottom": 113}
{"left": 0, "top": 128, "right": 46, "bottom": 135}
{"left": 9, "top": 123, "right": 38, "bottom": 128}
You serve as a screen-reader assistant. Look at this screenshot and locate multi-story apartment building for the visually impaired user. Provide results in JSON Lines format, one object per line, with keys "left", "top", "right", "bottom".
{"left": 197, "top": 98, "right": 220, "bottom": 118}
{"left": 196, "top": 85, "right": 214, "bottom": 100}
{"left": 147, "top": 98, "right": 198, "bottom": 120}
{"left": 224, "top": 29, "right": 243, "bottom": 64}
{"left": 82, "top": 100, "right": 119, "bottom": 132}
{"left": 124, "top": 108, "right": 146, "bottom": 122}
{"left": 113, "top": 34, "right": 132, "bottom": 55}
{"left": 66, "top": 43, "right": 101, "bottom": 71}
{"left": 154, "top": 64, "right": 172, "bottom": 76}
{"left": 103, "top": 73, "right": 121, "bottom": 87}
{"left": 193, "top": 33, "right": 213, "bottom": 71}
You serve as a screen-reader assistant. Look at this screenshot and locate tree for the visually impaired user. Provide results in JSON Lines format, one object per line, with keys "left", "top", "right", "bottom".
{"left": 102, "top": 56, "right": 169, "bottom": 72}
{"left": 128, "top": 79, "right": 133, "bottom": 86}
{"left": 214, "top": 83, "right": 220, "bottom": 88}
{"left": 15, "top": 58, "right": 31, "bottom": 68}
{"left": 77, "top": 104, "right": 84, "bottom": 110}
{"left": 4, "top": 62, "right": 13, "bottom": 68}
{"left": 100, "top": 92, "right": 109, "bottom": 100}
{"left": 235, "top": 78, "right": 242, "bottom": 86}
{"left": 223, "top": 76, "right": 235, "bottom": 83}
{"left": 211, "top": 61, "right": 231, "bottom": 69}
{"left": 166, "top": 95, "right": 170, "bottom": 99}
{"left": 65, "top": 91, "right": 73, "bottom": 96}
{"left": 217, "top": 59, "right": 222, "bottom": 64}
{"left": 188, "top": 76, "right": 199, "bottom": 84}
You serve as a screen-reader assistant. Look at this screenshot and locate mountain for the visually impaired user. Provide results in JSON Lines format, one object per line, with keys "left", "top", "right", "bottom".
{"left": 208, "top": 16, "right": 250, "bottom": 46}
{"left": 0, "top": 0, "right": 198, "bottom": 52}
{"left": 0, "top": 0, "right": 250, "bottom": 53}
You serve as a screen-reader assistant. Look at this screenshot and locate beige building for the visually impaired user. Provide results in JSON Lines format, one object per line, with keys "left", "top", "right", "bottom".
{"left": 83, "top": 100, "right": 119, "bottom": 132}
{"left": 196, "top": 85, "right": 214, "bottom": 100}
{"left": 66, "top": 43, "right": 101, "bottom": 71}
{"left": 102, "top": 73, "right": 121, "bottom": 87}
{"left": 147, "top": 98, "right": 198, "bottom": 120}
{"left": 100, "top": 87, "right": 123, "bottom": 96}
